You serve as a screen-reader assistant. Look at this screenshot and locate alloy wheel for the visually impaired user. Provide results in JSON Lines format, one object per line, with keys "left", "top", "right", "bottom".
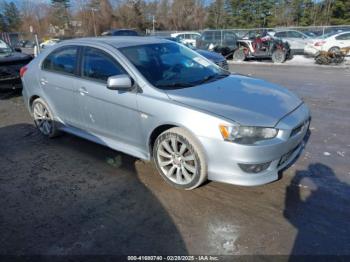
{"left": 156, "top": 137, "right": 197, "bottom": 185}
{"left": 33, "top": 102, "right": 53, "bottom": 136}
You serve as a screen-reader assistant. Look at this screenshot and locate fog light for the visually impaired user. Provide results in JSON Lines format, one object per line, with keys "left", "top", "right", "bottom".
{"left": 238, "top": 162, "right": 271, "bottom": 174}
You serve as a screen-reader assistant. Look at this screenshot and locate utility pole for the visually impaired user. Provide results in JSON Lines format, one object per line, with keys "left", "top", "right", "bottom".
{"left": 152, "top": 16, "right": 156, "bottom": 35}
{"left": 91, "top": 8, "right": 97, "bottom": 37}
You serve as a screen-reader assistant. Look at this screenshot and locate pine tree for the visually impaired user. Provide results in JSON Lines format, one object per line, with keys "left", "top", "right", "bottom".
{"left": 2, "top": 2, "right": 22, "bottom": 32}
{"left": 51, "top": 0, "right": 71, "bottom": 29}
{"left": 330, "top": 0, "right": 350, "bottom": 25}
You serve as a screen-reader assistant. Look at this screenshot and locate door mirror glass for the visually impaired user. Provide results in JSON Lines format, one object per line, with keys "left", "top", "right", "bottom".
{"left": 107, "top": 74, "right": 132, "bottom": 90}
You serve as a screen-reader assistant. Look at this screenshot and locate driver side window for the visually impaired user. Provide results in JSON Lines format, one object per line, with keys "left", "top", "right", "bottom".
{"left": 82, "top": 47, "right": 126, "bottom": 82}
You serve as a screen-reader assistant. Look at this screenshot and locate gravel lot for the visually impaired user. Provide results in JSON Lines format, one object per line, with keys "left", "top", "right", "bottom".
{"left": 0, "top": 64, "right": 349, "bottom": 256}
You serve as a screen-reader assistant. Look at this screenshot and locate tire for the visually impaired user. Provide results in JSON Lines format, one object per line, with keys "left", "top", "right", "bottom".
{"left": 232, "top": 49, "right": 246, "bottom": 62}
{"left": 272, "top": 49, "right": 286, "bottom": 63}
{"left": 32, "top": 98, "right": 60, "bottom": 138}
{"left": 315, "top": 54, "right": 331, "bottom": 65}
{"left": 153, "top": 127, "right": 207, "bottom": 190}
{"left": 328, "top": 46, "right": 340, "bottom": 53}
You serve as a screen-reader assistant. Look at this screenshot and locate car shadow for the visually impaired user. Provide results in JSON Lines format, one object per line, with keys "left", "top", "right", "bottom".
{"left": 284, "top": 163, "right": 350, "bottom": 256}
{"left": 0, "top": 123, "right": 187, "bottom": 255}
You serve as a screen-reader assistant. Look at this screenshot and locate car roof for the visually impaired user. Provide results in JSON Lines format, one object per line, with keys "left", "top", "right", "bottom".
{"left": 60, "top": 36, "right": 170, "bottom": 49}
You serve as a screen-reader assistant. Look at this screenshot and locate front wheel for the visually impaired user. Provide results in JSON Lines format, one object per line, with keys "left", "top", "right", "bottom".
{"left": 153, "top": 127, "right": 207, "bottom": 190}
{"left": 232, "top": 49, "right": 246, "bottom": 62}
{"left": 271, "top": 49, "right": 286, "bottom": 63}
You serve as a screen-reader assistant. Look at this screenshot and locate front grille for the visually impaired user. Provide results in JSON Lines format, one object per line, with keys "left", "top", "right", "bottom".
{"left": 215, "top": 60, "right": 229, "bottom": 70}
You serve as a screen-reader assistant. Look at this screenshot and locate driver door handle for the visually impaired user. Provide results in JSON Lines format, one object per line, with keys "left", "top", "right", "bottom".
{"left": 79, "top": 87, "right": 89, "bottom": 95}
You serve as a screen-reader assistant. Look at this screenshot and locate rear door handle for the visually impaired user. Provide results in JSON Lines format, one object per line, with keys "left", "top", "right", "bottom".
{"left": 40, "top": 78, "right": 48, "bottom": 85}
{"left": 79, "top": 87, "right": 89, "bottom": 95}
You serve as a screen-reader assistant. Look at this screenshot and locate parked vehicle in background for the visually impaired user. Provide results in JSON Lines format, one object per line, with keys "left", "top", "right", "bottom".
{"left": 170, "top": 32, "right": 201, "bottom": 47}
{"left": 21, "top": 37, "right": 310, "bottom": 189}
{"left": 273, "top": 30, "right": 313, "bottom": 54}
{"left": 161, "top": 37, "right": 229, "bottom": 70}
{"left": 40, "top": 39, "right": 60, "bottom": 49}
{"left": 304, "top": 31, "right": 350, "bottom": 56}
{"left": 19, "top": 40, "right": 36, "bottom": 48}
{"left": 196, "top": 30, "right": 238, "bottom": 58}
{"left": 233, "top": 31, "right": 292, "bottom": 63}
{"left": 101, "top": 29, "right": 139, "bottom": 36}
{"left": 0, "top": 40, "right": 32, "bottom": 89}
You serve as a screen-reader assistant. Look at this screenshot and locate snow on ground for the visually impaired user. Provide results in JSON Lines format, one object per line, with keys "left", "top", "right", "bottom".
{"left": 228, "top": 55, "right": 350, "bottom": 67}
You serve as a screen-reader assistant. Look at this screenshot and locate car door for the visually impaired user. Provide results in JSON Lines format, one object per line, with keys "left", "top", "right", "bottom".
{"left": 288, "top": 31, "right": 309, "bottom": 50}
{"left": 336, "top": 33, "right": 350, "bottom": 48}
{"left": 40, "top": 45, "right": 80, "bottom": 125}
{"left": 77, "top": 46, "right": 143, "bottom": 148}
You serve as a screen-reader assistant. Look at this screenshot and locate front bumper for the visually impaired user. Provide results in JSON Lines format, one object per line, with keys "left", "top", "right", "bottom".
{"left": 304, "top": 45, "right": 320, "bottom": 56}
{"left": 199, "top": 103, "right": 310, "bottom": 186}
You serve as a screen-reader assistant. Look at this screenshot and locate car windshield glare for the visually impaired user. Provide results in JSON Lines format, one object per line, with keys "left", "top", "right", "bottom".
{"left": 119, "top": 42, "right": 228, "bottom": 89}
{"left": 0, "top": 41, "right": 12, "bottom": 55}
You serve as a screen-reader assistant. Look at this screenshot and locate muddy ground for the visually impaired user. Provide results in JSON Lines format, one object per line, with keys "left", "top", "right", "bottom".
{"left": 0, "top": 64, "right": 349, "bottom": 256}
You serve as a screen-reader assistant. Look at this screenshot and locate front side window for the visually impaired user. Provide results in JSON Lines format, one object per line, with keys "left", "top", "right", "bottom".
{"left": 336, "top": 33, "right": 350, "bottom": 40}
{"left": 82, "top": 47, "right": 126, "bottom": 82}
{"left": 288, "top": 31, "right": 303, "bottom": 38}
{"left": 42, "top": 46, "right": 77, "bottom": 75}
{"left": 275, "top": 32, "right": 287, "bottom": 38}
{"left": 119, "top": 42, "right": 229, "bottom": 89}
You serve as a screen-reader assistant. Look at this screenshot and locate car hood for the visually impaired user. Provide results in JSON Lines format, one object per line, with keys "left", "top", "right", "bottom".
{"left": 165, "top": 74, "right": 302, "bottom": 127}
{"left": 196, "top": 49, "right": 225, "bottom": 62}
{"left": 0, "top": 51, "right": 32, "bottom": 63}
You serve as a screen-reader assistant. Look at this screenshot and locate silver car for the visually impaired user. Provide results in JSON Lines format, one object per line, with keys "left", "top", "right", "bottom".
{"left": 21, "top": 37, "right": 311, "bottom": 190}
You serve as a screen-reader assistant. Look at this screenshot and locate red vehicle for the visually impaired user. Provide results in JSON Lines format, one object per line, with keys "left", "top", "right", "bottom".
{"left": 233, "top": 31, "right": 292, "bottom": 63}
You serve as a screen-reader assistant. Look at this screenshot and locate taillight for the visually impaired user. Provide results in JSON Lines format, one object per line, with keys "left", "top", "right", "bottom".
{"left": 314, "top": 41, "right": 326, "bottom": 47}
{"left": 20, "top": 66, "right": 28, "bottom": 78}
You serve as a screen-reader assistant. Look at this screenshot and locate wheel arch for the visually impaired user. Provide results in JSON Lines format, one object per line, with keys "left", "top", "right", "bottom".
{"left": 29, "top": 95, "right": 41, "bottom": 110}
{"left": 148, "top": 124, "right": 178, "bottom": 158}
{"left": 147, "top": 123, "right": 207, "bottom": 161}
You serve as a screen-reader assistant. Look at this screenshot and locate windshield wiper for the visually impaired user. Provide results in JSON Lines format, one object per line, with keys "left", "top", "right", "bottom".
{"left": 157, "top": 82, "right": 194, "bottom": 89}
{"left": 195, "top": 72, "right": 230, "bottom": 85}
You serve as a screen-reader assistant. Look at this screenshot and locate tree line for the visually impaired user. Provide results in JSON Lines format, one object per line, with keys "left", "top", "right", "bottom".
{"left": 0, "top": 0, "right": 349, "bottom": 38}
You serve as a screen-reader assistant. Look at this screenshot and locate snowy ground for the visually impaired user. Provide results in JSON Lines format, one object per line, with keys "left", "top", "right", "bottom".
{"left": 228, "top": 55, "right": 350, "bottom": 67}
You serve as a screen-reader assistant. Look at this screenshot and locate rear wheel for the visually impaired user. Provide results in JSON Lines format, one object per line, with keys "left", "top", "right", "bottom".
{"left": 232, "top": 49, "right": 246, "bottom": 62}
{"left": 315, "top": 54, "right": 331, "bottom": 65}
{"left": 153, "top": 127, "right": 207, "bottom": 190}
{"left": 271, "top": 49, "right": 286, "bottom": 63}
{"left": 32, "top": 98, "right": 59, "bottom": 138}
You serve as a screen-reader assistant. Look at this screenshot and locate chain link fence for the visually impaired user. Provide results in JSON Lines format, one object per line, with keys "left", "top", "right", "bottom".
{"left": 149, "top": 25, "right": 350, "bottom": 38}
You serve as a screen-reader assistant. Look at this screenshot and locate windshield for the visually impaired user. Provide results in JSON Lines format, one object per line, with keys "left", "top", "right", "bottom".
{"left": 0, "top": 40, "right": 12, "bottom": 55}
{"left": 119, "top": 42, "right": 229, "bottom": 89}
{"left": 320, "top": 32, "right": 338, "bottom": 39}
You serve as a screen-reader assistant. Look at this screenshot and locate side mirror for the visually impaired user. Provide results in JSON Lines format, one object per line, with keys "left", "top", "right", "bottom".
{"left": 107, "top": 74, "right": 133, "bottom": 91}
{"left": 14, "top": 47, "right": 22, "bottom": 53}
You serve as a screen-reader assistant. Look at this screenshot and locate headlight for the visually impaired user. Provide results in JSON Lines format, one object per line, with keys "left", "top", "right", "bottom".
{"left": 219, "top": 125, "right": 278, "bottom": 144}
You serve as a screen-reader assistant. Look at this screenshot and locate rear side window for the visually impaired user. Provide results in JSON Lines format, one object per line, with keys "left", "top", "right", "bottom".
{"left": 82, "top": 47, "right": 126, "bottom": 82}
{"left": 42, "top": 46, "right": 78, "bottom": 75}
